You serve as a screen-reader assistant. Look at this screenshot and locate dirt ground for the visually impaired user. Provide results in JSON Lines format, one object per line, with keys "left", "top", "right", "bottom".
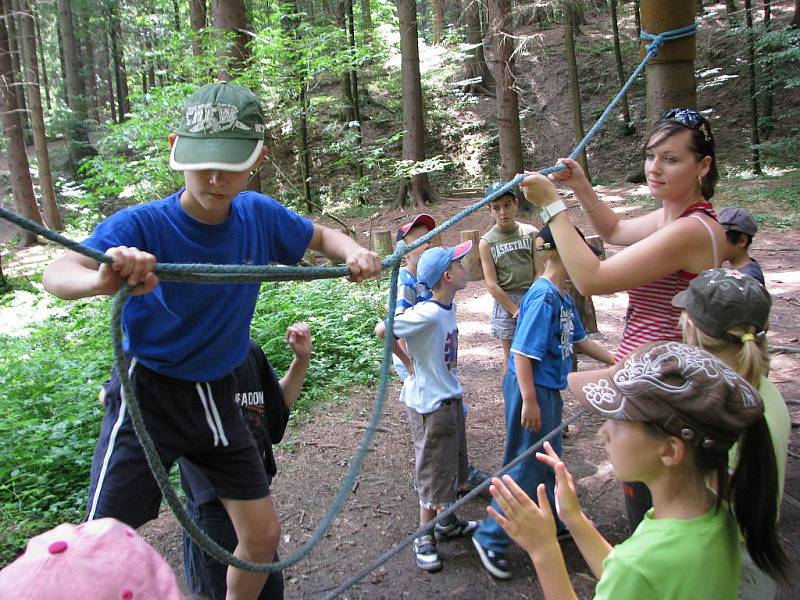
{"left": 134, "top": 187, "right": 800, "bottom": 599}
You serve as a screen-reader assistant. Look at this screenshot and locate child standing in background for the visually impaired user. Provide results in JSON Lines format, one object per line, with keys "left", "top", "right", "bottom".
{"left": 479, "top": 183, "right": 537, "bottom": 374}
{"left": 472, "top": 224, "right": 614, "bottom": 580}
{"left": 718, "top": 207, "right": 765, "bottom": 285}
{"left": 377, "top": 241, "right": 481, "bottom": 573}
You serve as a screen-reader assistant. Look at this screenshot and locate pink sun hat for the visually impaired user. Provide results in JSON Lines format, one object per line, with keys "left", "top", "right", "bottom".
{"left": 0, "top": 518, "right": 185, "bottom": 600}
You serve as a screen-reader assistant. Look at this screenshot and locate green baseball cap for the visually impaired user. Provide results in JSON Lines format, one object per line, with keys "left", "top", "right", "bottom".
{"left": 170, "top": 82, "right": 266, "bottom": 172}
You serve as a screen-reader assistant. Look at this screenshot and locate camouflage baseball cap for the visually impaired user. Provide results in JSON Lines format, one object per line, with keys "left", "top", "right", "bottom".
{"left": 170, "top": 82, "right": 266, "bottom": 172}
{"left": 568, "top": 341, "right": 763, "bottom": 452}
{"left": 671, "top": 268, "right": 771, "bottom": 338}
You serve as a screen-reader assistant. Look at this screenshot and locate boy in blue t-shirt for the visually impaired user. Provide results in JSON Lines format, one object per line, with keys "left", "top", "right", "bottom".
{"left": 43, "top": 82, "right": 380, "bottom": 599}
{"left": 472, "top": 224, "right": 614, "bottom": 580}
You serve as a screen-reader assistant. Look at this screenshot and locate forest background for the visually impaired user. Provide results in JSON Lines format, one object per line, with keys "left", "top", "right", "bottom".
{"left": 0, "top": 0, "right": 798, "bottom": 578}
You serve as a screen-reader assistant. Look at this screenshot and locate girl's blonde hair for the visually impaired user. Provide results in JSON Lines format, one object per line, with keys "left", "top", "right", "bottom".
{"left": 680, "top": 312, "right": 769, "bottom": 386}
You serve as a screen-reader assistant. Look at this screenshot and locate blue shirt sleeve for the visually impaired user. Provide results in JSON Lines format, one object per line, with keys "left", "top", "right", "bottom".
{"left": 570, "top": 296, "right": 587, "bottom": 343}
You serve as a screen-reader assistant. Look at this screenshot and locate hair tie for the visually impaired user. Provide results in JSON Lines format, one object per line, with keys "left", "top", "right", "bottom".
{"left": 740, "top": 333, "right": 756, "bottom": 343}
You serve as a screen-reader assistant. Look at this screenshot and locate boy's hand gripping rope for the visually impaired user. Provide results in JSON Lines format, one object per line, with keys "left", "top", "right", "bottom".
{"left": 0, "top": 20, "right": 695, "bottom": 581}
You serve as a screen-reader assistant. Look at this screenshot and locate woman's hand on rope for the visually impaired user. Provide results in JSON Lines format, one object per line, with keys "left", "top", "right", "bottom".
{"left": 518, "top": 172, "right": 561, "bottom": 208}
{"left": 102, "top": 246, "right": 159, "bottom": 296}
{"left": 536, "top": 441, "right": 583, "bottom": 528}
{"left": 548, "top": 158, "right": 590, "bottom": 190}
{"left": 487, "top": 475, "right": 558, "bottom": 556}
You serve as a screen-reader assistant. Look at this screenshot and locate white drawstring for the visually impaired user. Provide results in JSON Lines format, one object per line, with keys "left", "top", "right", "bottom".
{"left": 195, "top": 382, "right": 230, "bottom": 447}
{"left": 196, "top": 382, "right": 220, "bottom": 446}
{"left": 205, "top": 382, "right": 229, "bottom": 447}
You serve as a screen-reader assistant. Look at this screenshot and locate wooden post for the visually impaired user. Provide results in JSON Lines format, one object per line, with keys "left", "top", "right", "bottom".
{"left": 640, "top": 0, "right": 697, "bottom": 127}
{"left": 371, "top": 230, "right": 393, "bottom": 257}
{"left": 460, "top": 230, "right": 483, "bottom": 280}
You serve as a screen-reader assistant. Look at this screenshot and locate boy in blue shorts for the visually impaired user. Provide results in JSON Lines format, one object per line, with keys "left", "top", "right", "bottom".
{"left": 377, "top": 241, "right": 481, "bottom": 573}
{"left": 472, "top": 224, "right": 614, "bottom": 579}
{"left": 43, "top": 82, "right": 380, "bottom": 599}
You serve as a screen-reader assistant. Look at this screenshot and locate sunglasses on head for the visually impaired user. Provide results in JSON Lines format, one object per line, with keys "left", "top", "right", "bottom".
{"left": 660, "top": 108, "right": 714, "bottom": 145}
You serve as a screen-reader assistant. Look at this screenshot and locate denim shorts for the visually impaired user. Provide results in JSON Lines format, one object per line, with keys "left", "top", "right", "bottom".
{"left": 490, "top": 290, "right": 527, "bottom": 339}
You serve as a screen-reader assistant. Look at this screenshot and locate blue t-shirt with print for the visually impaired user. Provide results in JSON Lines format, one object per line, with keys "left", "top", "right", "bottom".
{"left": 83, "top": 190, "right": 314, "bottom": 381}
{"left": 508, "top": 276, "right": 587, "bottom": 390}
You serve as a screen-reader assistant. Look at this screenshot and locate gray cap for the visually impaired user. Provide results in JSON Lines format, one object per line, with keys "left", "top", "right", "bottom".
{"left": 718, "top": 207, "right": 758, "bottom": 237}
{"left": 671, "top": 268, "right": 770, "bottom": 338}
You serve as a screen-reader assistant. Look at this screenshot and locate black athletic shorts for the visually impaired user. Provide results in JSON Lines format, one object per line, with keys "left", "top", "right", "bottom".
{"left": 87, "top": 358, "right": 268, "bottom": 528}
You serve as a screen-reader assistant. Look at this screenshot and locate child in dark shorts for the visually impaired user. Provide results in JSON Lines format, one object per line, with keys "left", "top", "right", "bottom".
{"left": 43, "top": 82, "right": 380, "bottom": 598}
{"left": 377, "top": 241, "right": 481, "bottom": 573}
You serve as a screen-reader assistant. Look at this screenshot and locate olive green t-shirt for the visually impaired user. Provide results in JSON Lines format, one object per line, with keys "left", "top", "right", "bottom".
{"left": 594, "top": 505, "right": 740, "bottom": 600}
{"left": 481, "top": 222, "right": 537, "bottom": 292}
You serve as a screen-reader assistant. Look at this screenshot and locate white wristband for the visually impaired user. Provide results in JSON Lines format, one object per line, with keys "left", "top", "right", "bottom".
{"left": 539, "top": 199, "right": 567, "bottom": 224}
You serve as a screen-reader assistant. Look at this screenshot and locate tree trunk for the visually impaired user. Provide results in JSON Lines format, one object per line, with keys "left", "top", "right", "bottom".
{"left": 397, "top": 0, "right": 437, "bottom": 208}
{"left": 564, "top": 19, "right": 590, "bottom": 178}
{"left": 173, "top": 0, "right": 181, "bottom": 31}
{"left": 0, "top": 3, "right": 42, "bottom": 246}
{"left": 462, "top": 0, "right": 495, "bottom": 95}
{"left": 634, "top": 0, "right": 641, "bottom": 39}
{"left": 761, "top": 0, "right": 773, "bottom": 138}
{"left": 282, "top": 0, "right": 312, "bottom": 211}
{"left": 189, "top": 0, "right": 207, "bottom": 56}
{"left": 4, "top": 0, "right": 28, "bottom": 130}
{"left": 360, "top": 0, "right": 372, "bottom": 43}
{"left": 743, "top": 0, "right": 761, "bottom": 174}
{"left": 99, "top": 25, "right": 115, "bottom": 122}
{"left": 640, "top": 0, "right": 697, "bottom": 129}
{"left": 725, "top": 0, "right": 739, "bottom": 27}
{"left": 792, "top": 0, "right": 799, "bottom": 28}
{"left": 610, "top": 0, "right": 632, "bottom": 129}
{"left": 57, "top": 0, "right": 94, "bottom": 164}
{"left": 33, "top": 0, "right": 50, "bottom": 114}
{"left": 433, "top": 0, "right": 444, "bottom": 45}
{"left": 19, "top": 0, "right": 60, "bottom": 229}
{"left": 489, "top": 0, "right": 524, "bottom": 183}
{"left": 336, "top": 0, "right": 354, "bottom": 122}
{"left": 109, "top": 2, "right": 130, "bottom": 122}
{"left": 0, "top": 255, "right": 8, "bottom": 290}
{"left": 78, "top": 12, "right": 98, "bottom": 123}
{"left": 211, "top": 0, "right": 249, "bottom": 79}
{"left": 346, "top": 0, "right": 364, "bottom": 190}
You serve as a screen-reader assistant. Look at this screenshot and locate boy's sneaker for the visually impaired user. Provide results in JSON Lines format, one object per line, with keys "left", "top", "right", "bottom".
{"left": 472, "top": 537, "right": 512, "bottom": 579}
{"left": 434, "top": 516, "right": 481, "bottom": 541}
{"left": 459, "top": 465, "right": 492, "bottom": 499}
{"left": 414, "top": 534, "right": 442, "bottom": 572}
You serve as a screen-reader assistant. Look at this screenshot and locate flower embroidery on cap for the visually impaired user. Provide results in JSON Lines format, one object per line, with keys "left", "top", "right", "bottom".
{"left": 582, "top": 379, "right": 619, "bottom": 412}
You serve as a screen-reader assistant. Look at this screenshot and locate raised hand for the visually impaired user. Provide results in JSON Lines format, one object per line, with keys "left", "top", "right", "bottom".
{"left": 517, "top": 172, "right": 560, "bottom": 208}
{"left": 286, "top": 322, "right": 312, "bottom": 361}
{"left": 536, "top": 441, "right": 582, "bottom": 526}
{"left": 487, "top": 475, "right": 557, "bottom": 556}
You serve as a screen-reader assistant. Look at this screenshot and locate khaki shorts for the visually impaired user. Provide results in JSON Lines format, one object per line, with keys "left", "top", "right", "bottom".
{"left": 490, "top": 290, "right": 527, "bottom": 340}
{"left": 406, "top": 398, "right": 468, "bottom": 509}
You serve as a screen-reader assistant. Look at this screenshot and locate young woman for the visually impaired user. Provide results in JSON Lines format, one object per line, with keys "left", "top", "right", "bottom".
{"left": 518, "top": 108, "right": 727, "bottom": 528}
{"left": 485, "top": 341, "right": 788, "bottom": 600}
{"left": 673, "top": 267, "right": 791, "bottom": 599}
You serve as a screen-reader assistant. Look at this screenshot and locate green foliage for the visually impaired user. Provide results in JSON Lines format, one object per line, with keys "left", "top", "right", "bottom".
{"left": 715, "top": 175, "right": 800, "bottom": 229}
{"left": 251, "top": 278, "right": 385, "bottom": 414}
{"left": 0, "top": 298, "right": 112, "bottom": 562}
{"left": 0, "top": 277, "right": 385, "bottom": 562}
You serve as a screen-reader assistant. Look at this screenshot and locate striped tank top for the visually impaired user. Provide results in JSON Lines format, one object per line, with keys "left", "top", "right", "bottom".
{"left": 615, "top": 201, "right": 719, "bottom": 362}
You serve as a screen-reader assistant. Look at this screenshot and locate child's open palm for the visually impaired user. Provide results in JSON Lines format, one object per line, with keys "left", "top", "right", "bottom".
{"left": 487, "top": 475, "right": 557, "bottom": 556}
{"left": 536, "top": 441, "right": 582, "bottom": 526}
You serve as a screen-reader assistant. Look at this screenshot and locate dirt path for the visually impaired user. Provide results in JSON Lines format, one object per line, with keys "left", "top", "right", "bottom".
{"left": 137, "top": 192, "right": 800, "bottom": 599}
